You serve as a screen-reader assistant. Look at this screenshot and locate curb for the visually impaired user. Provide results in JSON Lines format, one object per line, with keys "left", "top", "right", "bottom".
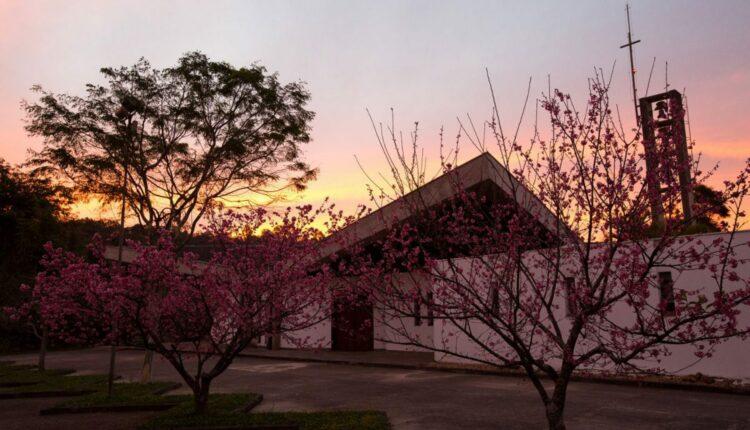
{"left": 239, "top": 394, "right": 264, "bottom": 413}
{"left": 151, "top": 382, "right": 183, "bottom": 396}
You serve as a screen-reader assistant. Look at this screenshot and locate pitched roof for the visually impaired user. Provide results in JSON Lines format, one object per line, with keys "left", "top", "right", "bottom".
{"left": 320, "top": 152, "right": 569, "bottom": 257}
{"left": 104, "top": 152, "right": 569, "bottom": 263}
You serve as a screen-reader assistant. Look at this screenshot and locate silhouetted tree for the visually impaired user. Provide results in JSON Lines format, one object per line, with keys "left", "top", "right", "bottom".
{"left": 24, "top": 51, "right": 317, "bottom": 241}
{"left": 0, "top": 160, "right": 67, "bottom": 358}
{"left": 0, "top": 159, "right": 70, "bottom": 306}
{"left": 692, "top": 183, "right": 730, "bottom": 232}
{"left": 0, "top": 159, "right": 118, "bottom": 358}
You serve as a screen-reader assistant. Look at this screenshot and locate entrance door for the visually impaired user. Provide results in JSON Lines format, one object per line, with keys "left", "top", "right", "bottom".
{"left": 331, "top": 295, "right": 373, "bottom": 351}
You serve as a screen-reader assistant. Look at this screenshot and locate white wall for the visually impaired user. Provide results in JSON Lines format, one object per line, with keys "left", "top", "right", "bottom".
{"left": 280, "top": 231, "right": 750, "bottom": 379}
{"left": 374, "top": 272, "right": 434, "bottom": 352}
{"left": 282, "top": 273, "right": 435, "bottom": 352}
{"left": 433, "top": 231, "right": 750, "bottom": 380}
{"left": 275, "top": 294, "right": 333, "bottom": 349}
{"left": 374, "top": 304, "right": 434, "bottom": 352}
{"left": 280, "top": 318, "right": 331, "bottom": 349}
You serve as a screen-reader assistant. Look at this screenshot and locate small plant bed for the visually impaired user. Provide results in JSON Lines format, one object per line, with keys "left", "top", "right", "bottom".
{"left": 140, "top": 394, "right": 390, "bottom": 430}
{"left": 0, "top": 364, "right": 109, "bottom": 399}
{"left": 41, "top": 381, "right": 185, "bottom": 414}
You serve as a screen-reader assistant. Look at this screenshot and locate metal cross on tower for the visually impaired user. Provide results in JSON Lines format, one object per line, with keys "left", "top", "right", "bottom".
{"left": 620, "top": 3, "right": 641, "bottom": 122}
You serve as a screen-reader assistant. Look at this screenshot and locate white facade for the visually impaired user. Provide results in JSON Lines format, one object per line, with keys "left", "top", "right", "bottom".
{"left": 287, "top": 230, "right": 750, "bottom": 380}
{"left": 430, "top": 230, "right": 750, "bottom": 379}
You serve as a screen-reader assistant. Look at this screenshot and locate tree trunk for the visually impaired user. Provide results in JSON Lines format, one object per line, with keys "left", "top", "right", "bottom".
{"left": 193, "top": 379, "right": 212, "bottom": 414}
{"left": 107, "top": 344, "right": 117, "bottom": 397}
{"left": 271, "top": 320, "right": 281, "bottom": 350}
{"left": 545, "top": 400, "right": 566, "bottom": 430}
{"left": 38, "top": 327, "right": 48, "bottom": 372}
{"left": 545, "top": 379, "right": 570, "bottom": 430}
{"left": 141, "top": 350, "right": 154, "bottom": 383}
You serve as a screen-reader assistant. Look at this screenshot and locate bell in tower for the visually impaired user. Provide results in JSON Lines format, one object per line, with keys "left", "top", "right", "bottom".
{"left": 639, "top": 90, "right": 694, "bottom": 229}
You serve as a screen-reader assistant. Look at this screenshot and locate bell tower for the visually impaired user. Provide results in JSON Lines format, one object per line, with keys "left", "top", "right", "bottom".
{"left": 639, "top": 90, "right": 694, "bottom": 227}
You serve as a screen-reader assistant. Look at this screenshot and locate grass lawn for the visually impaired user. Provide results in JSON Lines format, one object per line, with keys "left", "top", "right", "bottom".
{"left": 0, "top": 362, "right": 106, "bottom": 394}
{"left": 0, "top": 364, "right": 74, "bottom": 386}
{"left": 0, "top": 373, "right": 108, "bottom": 393}
{"left": 0, "top": 362, "right": 38, "bottom": 375}
{"left": 140, "top": 394, "right": 391, "bottom": 430}
{"left": 50, "top": 381, "right": 187, "bottom": 409}
{"left": 1, "top": 362, "right": 391, "bottom": 429}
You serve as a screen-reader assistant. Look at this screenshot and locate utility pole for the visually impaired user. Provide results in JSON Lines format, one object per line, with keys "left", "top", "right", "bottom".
{"left": 620, "top": 3, "right": 641, "bottom": 123}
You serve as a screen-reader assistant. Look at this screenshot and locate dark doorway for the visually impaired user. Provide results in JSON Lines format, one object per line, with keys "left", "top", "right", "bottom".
{"left": 331, "top": 295, "right": 373, "bottom": 351}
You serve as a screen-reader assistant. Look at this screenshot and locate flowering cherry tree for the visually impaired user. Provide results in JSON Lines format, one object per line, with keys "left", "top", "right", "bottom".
{"left": 349, "top": 76, "right": 750, "bottom": 429}
{"left": 6, "top": 239, "right": 114, "bottom": 367}
{"left": 11, "top": 204, "right": 345, "bottom": 413}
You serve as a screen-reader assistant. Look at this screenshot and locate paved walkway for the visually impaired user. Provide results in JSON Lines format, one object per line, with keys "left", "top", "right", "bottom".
{"left": 238, "top": 347, "right": 749, "bottom": 395}
{"left": 3, "top": 348, "right": 750, "bottom": 429}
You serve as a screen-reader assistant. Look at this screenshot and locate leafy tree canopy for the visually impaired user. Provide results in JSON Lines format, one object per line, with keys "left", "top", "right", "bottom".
{"left": 24, "top": 52, "right": 317, "bottom": 237}
{"left": 0, "top": 160, "right": 105, "bottom": 351}
{"left": 692, "top": 183, "right": 730, "bottom": 232}
{"left": 0, "top": 159, "right": 71, "bottom": 290}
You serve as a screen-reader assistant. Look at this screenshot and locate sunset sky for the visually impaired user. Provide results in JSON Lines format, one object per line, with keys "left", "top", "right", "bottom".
{"left": 1, "top": 0, "right": 749, "bottom": 221}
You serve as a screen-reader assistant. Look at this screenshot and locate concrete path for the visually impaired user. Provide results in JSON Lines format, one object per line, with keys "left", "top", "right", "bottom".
{"left": 3, "top": 348, "right": 750, "bottom": 429}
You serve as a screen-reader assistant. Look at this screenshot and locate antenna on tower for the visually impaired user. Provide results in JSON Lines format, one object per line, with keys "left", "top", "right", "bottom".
{"left": 620, "top": 3, "right": 641, "bottom": 123}
{"left": 683, "top": 88, "right": 693, "bottom": 146}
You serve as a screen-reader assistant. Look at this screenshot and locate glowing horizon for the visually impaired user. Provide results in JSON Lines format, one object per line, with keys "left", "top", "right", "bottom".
{"left": 1, "top": 0, "right": 749, "bottom": 225}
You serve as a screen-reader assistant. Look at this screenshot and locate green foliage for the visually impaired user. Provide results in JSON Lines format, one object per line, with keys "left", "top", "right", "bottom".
{"left": 0, "top": 363, "right": 107, "bottom": 394}
{"left": 140, "top": 394, "right": 390, "bottom": 430}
